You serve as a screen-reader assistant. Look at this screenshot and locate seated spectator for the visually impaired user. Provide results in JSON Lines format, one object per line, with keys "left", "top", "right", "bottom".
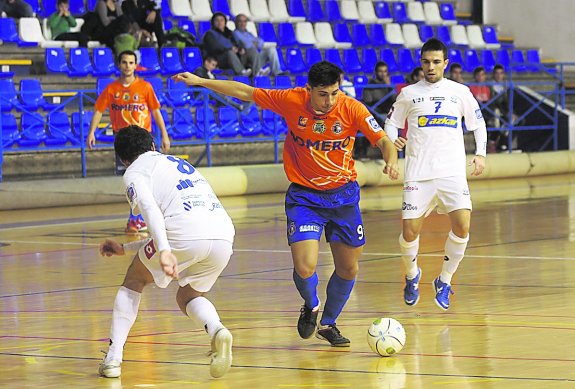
{"left": 409, "top": 67, "right": 424, "bottom": 83}
{"left": 0, "top": 0, "right": 32, "bottom": 18}
{"left": 449, "top": 63, "right": 464, "bottom": 83}
{"left": 93, "top": 0, "right": 130, "bottom": 48}
{"left": 202, "top": 12, "right": 251, "bottom": 76}
{"left": 121, "top": 0, "right": 165, "bottom": 47}
{"left": 48, "top": 0, "right": 89, "bottom": 47}
{"left": 490, "top": 64, "right": 521, "bottom": 151}
{"left": 193, "top": 56, "right": 244, "bottom": 110}
{"left": 232, "top": 14, "right": 282, "bottom": 76}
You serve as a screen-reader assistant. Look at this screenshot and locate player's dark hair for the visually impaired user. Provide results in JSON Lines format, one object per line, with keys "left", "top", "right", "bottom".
{"left": 493, "top": 64, "right": 504, "bottom": 73}
{"left": 473, "top": 66, "right": 485, "bottom": 77}
{"left": 450, "top": 63, "right": 462, "bottom": 71}
{"left": 115, "top": 125, "right": 155, "bottom": 163}
{"left": 307, "top": 61, "right": 343, "bottom": 88}
{"left": 421, "top": 38, "right": 448, "bottom": 61}
{"left": 211, "top": 12, "right": 227, "bottom": 26}
{"left": 117, "top": 50, "right": 137, "bottom": 65}
{"left": 374, "top": 61, "right": 388, "bottom": 72}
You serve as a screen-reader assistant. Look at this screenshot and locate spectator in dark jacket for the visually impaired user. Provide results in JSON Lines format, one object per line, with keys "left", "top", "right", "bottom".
{"left": 121, "top": 0, "right": 164, "bottom": 47}
{"left": 0, "top": 0, "right": 33, "bottom": 19}
{"left": 193, "top": 56, "right": 244, "bottom": 110}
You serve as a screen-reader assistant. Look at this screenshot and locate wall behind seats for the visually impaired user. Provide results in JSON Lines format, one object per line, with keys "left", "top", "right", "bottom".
{"left": 484, "top": 0, "right": 575, "bottom": 62}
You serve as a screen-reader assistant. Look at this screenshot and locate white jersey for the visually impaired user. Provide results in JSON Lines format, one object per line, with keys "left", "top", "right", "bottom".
{"left": 123, "top": 151, "right": 235, "bottom": 252}
{"left": 385, "top": 78, "right": 486, "bottom": 181}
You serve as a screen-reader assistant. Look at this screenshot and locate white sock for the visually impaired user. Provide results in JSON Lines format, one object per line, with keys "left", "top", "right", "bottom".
{"left": 185, "top": 296, "right": 224, "bottom": 339}
{"left": 399, "top": 233, "right": 420, "bottom": 279}
{"left": 440, "top": 231, "right": 469, "bottom": 285}
{"left": 108, "top": 286, "right": 141, "bottom": 362}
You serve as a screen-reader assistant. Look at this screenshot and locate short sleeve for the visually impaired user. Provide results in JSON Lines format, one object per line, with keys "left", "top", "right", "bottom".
{"left": 253, "top": 88, "right": 294, "bottom": 114}
{"left": 462, "top": 88, "right": 486, "bottom": 132}
{"left": 384, "top": 90, "right": 410, "bottom": 130}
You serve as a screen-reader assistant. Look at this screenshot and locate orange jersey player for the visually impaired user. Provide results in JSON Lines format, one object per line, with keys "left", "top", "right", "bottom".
{"left": 173, "top": 61, "right": 399, "bottom": 347}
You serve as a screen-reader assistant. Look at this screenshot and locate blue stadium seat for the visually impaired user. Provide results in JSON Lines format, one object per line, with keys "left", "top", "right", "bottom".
{"left": 448, "top": 48, "right": 464, "bottom": 70}
{"left": 19, "top": 112, "right": 46, "bottom": 147}
{"left": 166, "top": 77, "right": 191, "bottom": 106}
{"left": 481, "top": 50, "right": 496, "bottom": 72}
{"left": 362, "top": 48, "right": 378, "bottom": 73}
{"left": 92, "top": 47, "right": 118, "bottom": 77}
{"left": 526, "top": 49, "right": 544, "bottom": 72}
{"left": 351, "top": 24, "right": 371, "bottom": 47}
{"left": 253, "top": 76, "right": 272, "bottom": 88}
{"left": 45, "top": 48, "right": 71, "bottom": 76}
{"left": 288, "top": 0, "right": 307, "bottom": 20}
{"left": 262, "top": 109, "right": 287, "bottom": 135}
{"left": 369, "top": 24, "right": 389, "bottom": 47}
{"left": 163, "top": 19, "right": 172, "bottom": 31}
{"left": 306, "top": 48, "right": 322, "bottom": 68}
{"left": 275, "top": 75, "right": 292, "bottom": 88}
{"left": 439, "top": 3, "right": 457, "bottom": 24}
{"left": 232, "top": 75, "right": 251, "bottom": 85}
{"left": 172, "top": 108, "right": 197, "bottom": 140}
{"left": 87, "top": 0, "right": 97, "bottom": 12}
{"left": 496, "top": 49, "right": 511, "bottom": 72}
{"left": 218, "top": 107, "right": 240, "bottom": 138}
{"left": 183, "top": 47, "right": 203, "bottom": 72}
{"left": 307, "top": 0, "right": 325, "bottom": 22}
{"left": 511, "top": 50, "right": 527, "bottom": 72}
{"left": 152, "top": 109, "right": 170, "bottom": 138}
{"left": 96, "top": 77, "right": 114, "bottom": 95}
{"left": 40, "top": 0, "right": 57, "bottom": 17}
{"left": 353, "top": 75, "right": 368, "bottom": 100}
{"left": 0, "top": 78, "right": 19, "bottom": 112}
{"left": 342, "top": 48, "right": 363, "bottom": 74}
{"left": 380, "top": 48, "right": 399, "bottom": 73}
{"left": 144, "top": 77, "right": 166, "bottom": 105}
{"left": 436, "top": 26, "right": 452, "bottom": 47}
{"left": 71, "top": 111, "right": 98, "bottom": 141}
{"left": 325, "top": 0, "right": 343, "bottom": 23}
{"left": 1, "top": 113, "right": 19, "bottom": 147}
{"left": 240, "top": 105, "right": 263, "bottom": 136}
{"left": 390, "top": 74, "right": 406, "bottom": 85}
{"left": 286, "top": 48, "right": 306, "bottom": 73}
{"left": 482, "top": 25, "right": 500, "bottom": 47}
{"left": 212, "top": 0, "right": 233, "bottom": 19}
{"left": 275, "top": 48, "right": 287, "bottom": 74}
{"left": 464, "top": 49, "right": 480, "bottom": 73}
{"left": 46, "top": 111, "right": 73, "bottom": 146}
{"left": 333, "top": 23, "right": 352, "bottom": 46}
{"left": 198, "top": 21, "right": 211, "bottom": 39}
{"left": 178, "top": 19, "right": 198, "bottom": 40}
{"left": 324, "top": 48, "right": 344, "bottom": 70}
{"left": 25, "top": 0, "right": 41, "bottom": 14}
{"left": 278, "top": 22, "right": 298, "bottom": 46}
{"left": 374, "top": 2, "right": 392, "bottom": 20}
{"left": 294, "top": 75, "right": 307, "bottom": 87}
{"left": 0, "top": 17, "right": 20, "bottom": 44}
{"left": 161, "top": 47, "right": 184, "bottom": 75}
{"left": 69, "top": 0, "right": 86, "bottom": 16}
{"left": 138, "top": 47, "right": 161, "bottom": 75}
{"left": 196, "top": 107, "right": 218, "bottom": 138}
{"left": 69, "top": 47, "right": 94, "bottom": 77}
{"left": 259, "top": 22, "right": 279, "bottom": 45}
{"left": 19, "top": 79, "right": 50, "bottom": 111}
{"left": 419, "top": 25, "right": 434, "bottom": 42}
{"left": 391, "top": 2, "right": 409, "bottom": 24}
{"left": 160, "top": 0, "right": 174, "bottom": 19}
{"left": 397, "top": 48, "right": 416, "bottom": 74}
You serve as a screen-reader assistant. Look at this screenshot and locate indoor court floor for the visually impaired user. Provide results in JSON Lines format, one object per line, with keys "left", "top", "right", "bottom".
{"left": 1, "top": 173, "right": 574, "bottom": 388}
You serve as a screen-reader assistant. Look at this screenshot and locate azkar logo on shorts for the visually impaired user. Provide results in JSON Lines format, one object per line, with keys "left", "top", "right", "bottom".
{"left": 288, "top": 222, "right": 296, "bottom": 236}
{"left": 144, "top": 240, "right": 156, "bottom": 260}
{"left": 312, "top": 120, "right": 326, "bottom": 134}
{"left": 418, "top": 115, "right": 458, "bottom": 128}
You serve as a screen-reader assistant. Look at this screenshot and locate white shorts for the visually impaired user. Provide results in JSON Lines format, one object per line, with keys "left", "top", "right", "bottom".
{"left": 402, "top": 176, "right": 472, "bottom": 219}
{"left": 138, "top": 239, "right": 233, "bottom": 291}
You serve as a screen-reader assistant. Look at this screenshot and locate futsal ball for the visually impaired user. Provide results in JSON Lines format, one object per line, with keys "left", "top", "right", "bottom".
{"left": 367, "top": 318, "right": 406, "bottom": 357}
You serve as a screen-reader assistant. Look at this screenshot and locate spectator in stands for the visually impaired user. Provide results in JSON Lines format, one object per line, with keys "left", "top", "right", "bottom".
{"left": 232, "top": 14, "right": 282, "bottom": 77}
{"left": 193, "top": 56, "right": 244, "bottom": 110}
{"left": 409, "top": 67, "right": 424, "bottom": 84}
{"left": 449, "top": 63, "right": 464, "bottom": 83}
{"left": 0, "top": 0, "right": 32, "bottom": 18}
{"left": 48, "top": 0, "right": 89, "bottom": 47}
{"left": 86, "top": 50, "right": 170, "bottom": 233}
{"left": 121, "top": 0, "right": 165, "bottom": 48}
{"left": 93, "top": 0, "right": 130, "bottom": 48}
{"left": 469, "top": 66, "right": 494, "bottom": 124}
{"left": 202, "top": 12, "right": 252, "bottom": 76}
{"left": 490, "top": 64, "right": 520, "bottom": 152}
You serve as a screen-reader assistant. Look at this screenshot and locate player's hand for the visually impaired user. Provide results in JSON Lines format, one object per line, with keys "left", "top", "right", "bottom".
{"left": 394, "top": 136, "right": 407, "bottom": 151}
{"left": 86, "top": 133, "right": 96, "bottom": 150}
{"left": 161, "top": 136, "right": 170, "bottom": 153}
{"left": 100, "top": 239, "right": 125, "bottom": 257}
{"left": 172, "top": 72, "right": 201, "bottom": 86}
{"left": 383, "top": 162, "right": 400, "bottom": 180}
{"left": 470, "top": 155, "right": 486, "bottom": 176}
{"left": 159, "top": 250, "right": 178, "bottom": 278}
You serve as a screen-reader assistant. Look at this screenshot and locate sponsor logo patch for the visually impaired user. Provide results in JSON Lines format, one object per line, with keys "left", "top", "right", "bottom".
{"left": 126, "top": 184, "right": 137, "bottom": 206}
{"left": 418, "top": 115, "right": 458, "bottom": 128}
{"left": 402, "top": 202, "right": 418, "bottom": 211}
{"left": 298, "top": 116, "right": 308, "bottom": 127}
{"left": 331, "top": 121, "right": 343, "bottom": 135}
{"left": 122, "top": 92, "right": 130, "bottom": 102}
{"left": 475, "top": 109, "right": 483, "bottom": 119}
{"left": 144, "top": 240, "right": 156, "bottom": 260}
{"left": 430, "top": 97, "right": 445, "bottom": 101}
{"left": 299, "top": 224, "right": 321, "bottom": 233}
{"left": 288, "top": 222, "right": 296, "bottom": 236}
{"left": 366, "top": 116, "right": 382, "bottom": 132}
{"left": 312, "top": 120, "right": 326, "bottom": 134}
{"left": 403, "top": 185, "right": 419, "bottom": 192}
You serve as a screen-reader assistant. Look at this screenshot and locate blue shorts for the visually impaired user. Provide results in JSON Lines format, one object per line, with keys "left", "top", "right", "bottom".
{"left": 285, "top": 181, "right": 365, "bottom": 247}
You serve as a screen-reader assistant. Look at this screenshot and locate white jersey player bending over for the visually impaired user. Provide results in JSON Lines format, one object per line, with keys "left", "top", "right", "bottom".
{"left": 385, "top": 38, "right": 487, "bottom": 310}
{"left": 98, "top": 125, "right": 235, "bottom": 379}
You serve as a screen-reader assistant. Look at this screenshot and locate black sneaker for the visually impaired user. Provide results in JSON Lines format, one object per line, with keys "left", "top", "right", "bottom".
{"left": 297, "top": 305, "right": 319, "bottom": 339}
{"left": 316, "top": 324, "right": 351, "bottom": 347}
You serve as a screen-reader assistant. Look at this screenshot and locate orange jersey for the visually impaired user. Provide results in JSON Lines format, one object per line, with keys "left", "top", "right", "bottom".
{"left": 254, "top": 87, "right": 387, "bottom": 190}
{"left": 94, "top": 78, "right": 160, "bottom": 132}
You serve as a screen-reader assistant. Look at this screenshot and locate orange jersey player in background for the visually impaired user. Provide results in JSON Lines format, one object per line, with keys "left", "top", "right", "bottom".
{"left": 173, "top": 61, "right": 398, "bottom": 347}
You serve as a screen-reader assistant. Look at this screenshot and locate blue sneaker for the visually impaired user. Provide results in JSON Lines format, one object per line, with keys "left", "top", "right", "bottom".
{"left": 433, "top": 277, "right": 454, "bottom": 310}
{"left": 404, "top": 268, "right": 422, "bottom": 306}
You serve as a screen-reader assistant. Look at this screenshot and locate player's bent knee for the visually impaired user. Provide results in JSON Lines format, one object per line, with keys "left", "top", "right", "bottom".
{"left": 176, "top": 285, "right": 205, "bottom": 314}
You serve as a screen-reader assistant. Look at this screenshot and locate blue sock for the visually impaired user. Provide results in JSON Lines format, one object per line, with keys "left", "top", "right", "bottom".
{"left": 293, "top": 270, "right": 319, "bottom": 309}
{"left": 320, "top": 272, "right": 355, "bottom": 326}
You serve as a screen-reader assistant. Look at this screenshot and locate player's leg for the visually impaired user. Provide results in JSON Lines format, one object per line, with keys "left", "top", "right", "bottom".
{"left": 100, "top": 253, "right": 154, "bottom": 378}
{"left": 175, "top": 239, "right": 234, "bottom": 378}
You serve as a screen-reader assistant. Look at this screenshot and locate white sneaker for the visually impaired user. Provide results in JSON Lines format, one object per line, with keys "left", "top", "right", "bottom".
{"left": 209, "top": 327, "right": 233, "bottom": 378}
{"left": 240, "top": 68, "right": 252, "bottom": 77}
{"left": 98, "top": 353, "right": 121, "bottom": 378}
{"left": 256, "top": 68, "right": 271, "bottom": 76}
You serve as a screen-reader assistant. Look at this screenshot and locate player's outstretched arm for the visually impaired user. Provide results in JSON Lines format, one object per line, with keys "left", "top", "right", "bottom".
{"left": 172, "top": 72, "right": 256, "bottom": 102}
{"left": 376, "top": 136, "right": 400, "bottom": 180}
{"left": 100, "top": 239, "right": 125, "bottom": 257}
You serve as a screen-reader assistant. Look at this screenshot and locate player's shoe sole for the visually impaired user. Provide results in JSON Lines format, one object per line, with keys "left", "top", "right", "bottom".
{"left": 210, "top": 328, "right": 233, "bottom": 378}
